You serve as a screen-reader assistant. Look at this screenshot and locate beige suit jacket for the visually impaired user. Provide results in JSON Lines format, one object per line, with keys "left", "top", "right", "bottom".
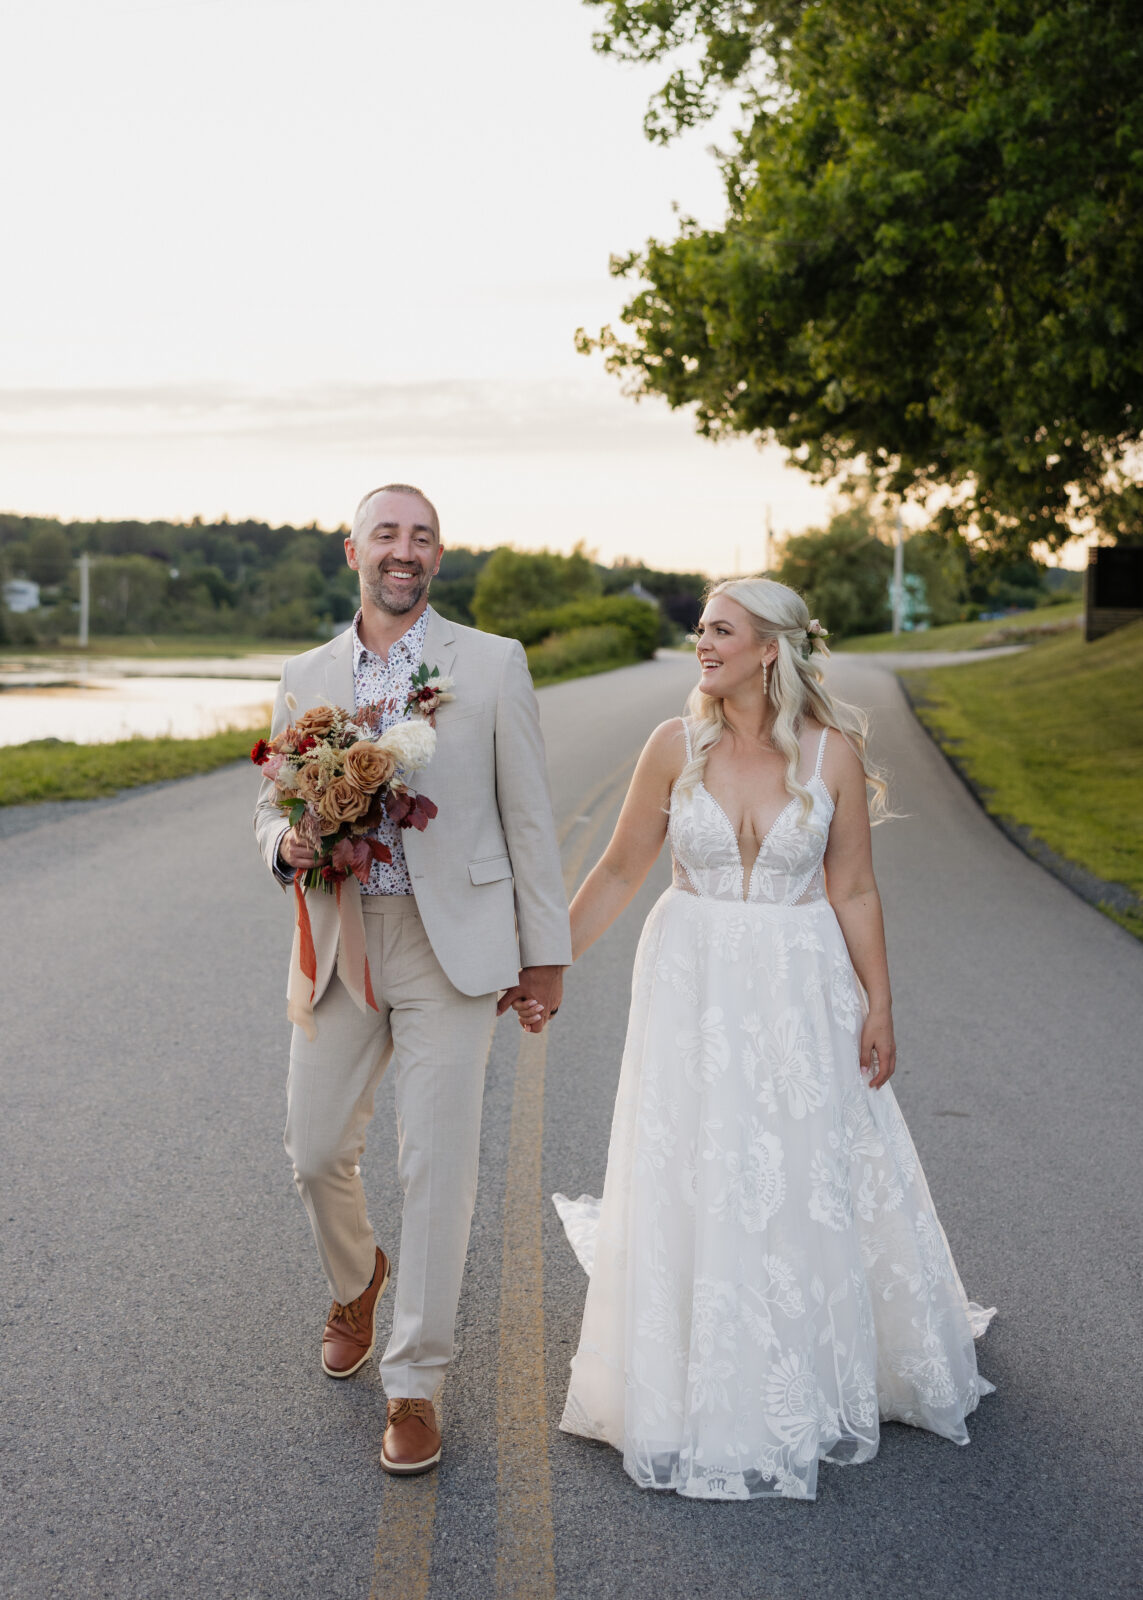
{"left": 253, "top": 608, "right": 572, "bottom": 1002}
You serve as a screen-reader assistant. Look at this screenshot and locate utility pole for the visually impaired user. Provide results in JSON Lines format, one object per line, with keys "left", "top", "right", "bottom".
{"left": 763, "top": 505, "right": 773, "bottom": 573}
{"left": 78, "top": 552, "right": 90, "bottom": 649}
{"left": 892, "top": 507, "right": 905, "bottom": 636}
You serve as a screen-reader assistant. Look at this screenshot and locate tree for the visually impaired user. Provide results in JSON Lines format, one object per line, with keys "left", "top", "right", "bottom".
{"left": 25, "top": 528, "right": 73, "bottom": 587}
{"left": 773, "top": 508, "right": 893, "bottom": 638}
{"left": 580, "top": 0, "right": 1143, "bottom": 555}
{"left": 471, "top": 545, "right": 602, "bottom": 635}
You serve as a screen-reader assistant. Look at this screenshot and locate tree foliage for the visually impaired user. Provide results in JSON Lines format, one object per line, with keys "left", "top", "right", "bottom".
{"left": 471, "top": 544, "right": 602, "bottom": 634}
{"left": 772, "top": 499, "right": 1048, "bottom": 635}
{"left": 581, "top": 0, "right": 1143, "bottom": 554}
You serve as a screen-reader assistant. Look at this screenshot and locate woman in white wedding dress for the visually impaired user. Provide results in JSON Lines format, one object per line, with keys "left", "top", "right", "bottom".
{"left": 520, "top": 577, "right": 994, "bottom": 1502}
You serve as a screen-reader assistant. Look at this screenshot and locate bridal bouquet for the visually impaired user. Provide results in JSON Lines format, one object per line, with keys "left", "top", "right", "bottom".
{"left": 253, "top": 687, "right": 446, "bottom": 1037}
{"left": 251, "top": 699, "right": 439, "bottom": 892}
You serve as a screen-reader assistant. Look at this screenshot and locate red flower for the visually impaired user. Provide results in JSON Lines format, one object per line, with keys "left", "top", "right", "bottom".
{"left": 296, "top": 734, "right": 318, "bottom": 754}
{"left": 250, "top": 738, "right": 271, "bottom": 765}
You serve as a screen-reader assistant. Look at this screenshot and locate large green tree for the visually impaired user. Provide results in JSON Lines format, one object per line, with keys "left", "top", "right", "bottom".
{"left": 580, "top": 0, "right": 1143, "bottom": 554}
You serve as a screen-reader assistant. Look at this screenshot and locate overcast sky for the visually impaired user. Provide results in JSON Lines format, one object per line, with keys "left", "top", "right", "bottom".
{"left": 0, "top": 0, "right": 846, "bottom": 573}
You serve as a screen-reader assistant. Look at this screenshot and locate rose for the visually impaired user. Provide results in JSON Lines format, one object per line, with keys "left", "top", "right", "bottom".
{"left": 317, "top": 775, "right": 372, "bottom": 829}
{"left": 343, "top": 740, "right": 396, "bottom": 794}
{"left": 295, "top": 705, "right": 338, "bottom": 739}
{"left": 293, "top": 760, "right": 324, "bottom": 802}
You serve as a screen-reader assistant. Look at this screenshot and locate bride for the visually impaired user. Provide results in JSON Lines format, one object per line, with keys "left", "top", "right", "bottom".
{"left": 517, "top": 577, "right": 994, "bottom": 1502}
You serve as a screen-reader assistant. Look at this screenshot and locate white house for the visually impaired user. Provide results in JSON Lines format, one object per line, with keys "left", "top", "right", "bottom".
{"left": 3, "top": 579, "right": 40, "bottom": 613}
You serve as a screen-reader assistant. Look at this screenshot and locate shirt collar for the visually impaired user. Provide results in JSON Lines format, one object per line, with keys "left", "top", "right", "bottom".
{"left": 351, "top": 605, "right": 430, "bottom": 670}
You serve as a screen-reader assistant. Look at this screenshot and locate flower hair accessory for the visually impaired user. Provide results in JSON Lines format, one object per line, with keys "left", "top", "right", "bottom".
{"left": 803, "top": 619, "right": 830, "bottom": 659}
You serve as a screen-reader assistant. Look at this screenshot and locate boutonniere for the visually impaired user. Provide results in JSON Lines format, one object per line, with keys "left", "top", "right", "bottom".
{"left": 404, "top": 663, "right": 455, "bottom": 724}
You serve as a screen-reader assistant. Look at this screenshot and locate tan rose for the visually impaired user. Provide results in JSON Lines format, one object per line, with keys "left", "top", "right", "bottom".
{"left": 343, "top": 740, "right": 396, "bottom": 794}
{"left": 317, "top": 775, "right": 372, "bottom": 829}
{"left": 293, "top": 760, "right": 324, "bottom": 803}
{"left": 295, "top": 705, "right": 338, "bottom": 739}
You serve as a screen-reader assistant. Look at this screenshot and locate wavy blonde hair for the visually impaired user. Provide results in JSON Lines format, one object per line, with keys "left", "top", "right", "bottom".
{"left": 678, "top": 577, "right": 892, "bottom": 824}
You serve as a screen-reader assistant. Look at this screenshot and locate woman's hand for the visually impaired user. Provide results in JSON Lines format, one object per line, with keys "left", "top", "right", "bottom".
{"left": 510, "top": 994, "right": 546, "bottom": 1031}
{"left": 861, "top": 1008, "right": 896, "bottom": 1089}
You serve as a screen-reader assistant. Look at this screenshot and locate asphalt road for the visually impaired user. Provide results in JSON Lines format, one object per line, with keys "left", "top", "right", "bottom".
{"left": 1, "top": 651, "right": 1140, "bottom": 1600}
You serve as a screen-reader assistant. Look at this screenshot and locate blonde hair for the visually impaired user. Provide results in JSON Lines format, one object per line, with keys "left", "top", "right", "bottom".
{"left": 678, "top": 576, "right": 892, "bottom": 824}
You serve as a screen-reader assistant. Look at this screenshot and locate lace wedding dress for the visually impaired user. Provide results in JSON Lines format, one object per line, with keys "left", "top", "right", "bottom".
{"left": 555, "top": 723, "right": 994, "bottom": 1501}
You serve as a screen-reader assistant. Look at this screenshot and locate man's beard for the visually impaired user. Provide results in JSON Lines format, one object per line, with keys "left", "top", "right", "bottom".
{"left": 362, "top": 564, "right": 432, "bottom": 615}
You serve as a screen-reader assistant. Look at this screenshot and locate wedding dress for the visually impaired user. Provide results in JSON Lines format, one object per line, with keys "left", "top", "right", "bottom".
{"left": 555, "top": 722, "right": 994, "bottom": 1501}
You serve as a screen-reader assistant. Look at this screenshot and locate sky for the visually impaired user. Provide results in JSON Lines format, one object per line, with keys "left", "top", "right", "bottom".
{"left": 0, "top": 0, "right": 842, "bottom": 575}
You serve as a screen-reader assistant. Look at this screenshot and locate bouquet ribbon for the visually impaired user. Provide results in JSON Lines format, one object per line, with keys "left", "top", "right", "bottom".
{"left": 286, "top": 873, "right": 379, "bottom": 1040}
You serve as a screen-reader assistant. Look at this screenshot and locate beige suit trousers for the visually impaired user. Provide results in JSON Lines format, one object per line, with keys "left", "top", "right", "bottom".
{"left": 284, "top": 894, "right": 497, "bottom": 1400}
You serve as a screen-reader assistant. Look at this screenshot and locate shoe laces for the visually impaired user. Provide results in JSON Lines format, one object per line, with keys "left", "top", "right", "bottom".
{"left": 388, "top": 1398, "right": 434, "bottom": 1426}
{"left": 328, "top": 1295, "right": 365, "bottom": 1333}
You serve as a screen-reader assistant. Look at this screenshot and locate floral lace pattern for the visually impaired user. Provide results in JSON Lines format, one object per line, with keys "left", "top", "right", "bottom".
{"left": 556, "top": 723, "right": 995, "bottom": 1500}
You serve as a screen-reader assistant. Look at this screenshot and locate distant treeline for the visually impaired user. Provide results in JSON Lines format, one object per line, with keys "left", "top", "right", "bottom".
{"left": 0, "top": 513, "right": 708, "bottom": 647}
{"left": 0, "top": 507, "right": 1078, "bottom": 652}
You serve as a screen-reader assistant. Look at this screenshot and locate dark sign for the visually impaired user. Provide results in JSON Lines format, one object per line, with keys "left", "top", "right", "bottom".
{"left": 1092, "top": 546, "right": 1143, "bottom": 609}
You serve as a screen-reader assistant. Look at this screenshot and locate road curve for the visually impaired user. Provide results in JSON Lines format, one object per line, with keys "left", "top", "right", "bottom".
{"left": 0, "top": 651, "right": 1138, "bottom": 1600}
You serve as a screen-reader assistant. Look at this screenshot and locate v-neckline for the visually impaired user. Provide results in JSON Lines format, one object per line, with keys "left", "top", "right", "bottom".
{"left": 698, "top": 783, "right": 803, "bottom": 901}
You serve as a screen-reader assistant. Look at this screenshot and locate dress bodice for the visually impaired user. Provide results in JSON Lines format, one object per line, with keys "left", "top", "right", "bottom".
{"left": 668, "top": 724, "right": 834, "bottom": 906}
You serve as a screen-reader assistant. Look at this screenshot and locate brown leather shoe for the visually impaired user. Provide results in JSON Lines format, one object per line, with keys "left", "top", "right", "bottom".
{"left": 380, "top": 1398, "right": 442, "bottom": 1475}
{"left": 321, "top": 1246, "right": 389, "bottom": 1378}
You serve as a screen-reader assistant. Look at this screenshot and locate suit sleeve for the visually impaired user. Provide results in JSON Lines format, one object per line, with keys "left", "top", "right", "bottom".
{"left": 253, "top": 665, "right": 293, "bottom": 887}
{"left": 494, "top": 641, "right": 573, "bottom": 968}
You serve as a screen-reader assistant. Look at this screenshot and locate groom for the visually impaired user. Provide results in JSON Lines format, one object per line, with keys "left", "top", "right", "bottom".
{"left": 253, "top": 483, "right": 570, "bottom": 1475}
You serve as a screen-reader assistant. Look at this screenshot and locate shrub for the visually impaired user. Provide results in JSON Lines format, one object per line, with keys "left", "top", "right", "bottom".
{"left": 526, "top": 624, "right": 637, "bottom": 684}
{"left": 512, "top": 595, "right": 660, "bottom": 658}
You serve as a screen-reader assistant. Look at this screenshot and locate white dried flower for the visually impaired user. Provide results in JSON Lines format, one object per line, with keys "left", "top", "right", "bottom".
{"left": 376, "top": 717, "right": 437, "bottom": 776}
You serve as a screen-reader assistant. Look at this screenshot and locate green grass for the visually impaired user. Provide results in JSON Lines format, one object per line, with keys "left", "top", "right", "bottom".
{"left": 0, "top": 724, "right": 269, "bottom": 806}
{"left": 900, "top": 620, "right": 1143, "bottom": 939}
{"left": 839, "top": 599, "right": 1081, "bottom": 653}
{"left": 0, "top": 633, "right": 319, "bottom": 660}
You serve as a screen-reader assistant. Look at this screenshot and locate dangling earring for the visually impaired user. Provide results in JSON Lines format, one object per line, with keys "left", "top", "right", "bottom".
{"left": 763, "top": 660, "right": 770, "bottom": 699}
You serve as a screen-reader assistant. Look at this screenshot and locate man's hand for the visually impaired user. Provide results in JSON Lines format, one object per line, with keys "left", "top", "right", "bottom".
{"left": 277, "top": 826, "right": 324, "bottom": 874}
{"left": 496, "top": 965, "right": 565, "bottom": 1033}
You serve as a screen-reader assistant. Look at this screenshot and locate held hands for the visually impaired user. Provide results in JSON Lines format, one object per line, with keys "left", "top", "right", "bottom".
{"left": 861, "top": 1007, "right": 897, "bottom": 1089}
{"left": 497, "top": 965, "right": 565, "bottom": 1034}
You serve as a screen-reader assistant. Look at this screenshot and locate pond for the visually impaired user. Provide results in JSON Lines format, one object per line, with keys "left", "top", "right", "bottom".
{"left": 0, "top": 654, "right": 285, "bottom": 746}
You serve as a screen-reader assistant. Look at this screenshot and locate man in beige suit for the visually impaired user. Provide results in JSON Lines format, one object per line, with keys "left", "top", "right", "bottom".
{"left": 254, "top": 483, "right": 570, "bottom": 1475}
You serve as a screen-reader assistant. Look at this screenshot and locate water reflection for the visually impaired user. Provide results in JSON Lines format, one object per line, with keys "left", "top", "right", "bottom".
{"left": 0, "top": 655, "right": 283, "bottom": 746}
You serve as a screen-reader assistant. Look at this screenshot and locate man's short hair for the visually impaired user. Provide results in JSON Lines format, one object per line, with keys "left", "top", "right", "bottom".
{"left": 351, "top": 483, "right": 440, "bottom": 544}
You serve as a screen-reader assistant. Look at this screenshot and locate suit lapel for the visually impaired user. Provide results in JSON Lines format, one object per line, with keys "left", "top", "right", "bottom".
{"left": 422, "top": 606, "right": 456, "bottom": 683}
{"left": 322, "top": 624, "right": 355, "bottom": 711}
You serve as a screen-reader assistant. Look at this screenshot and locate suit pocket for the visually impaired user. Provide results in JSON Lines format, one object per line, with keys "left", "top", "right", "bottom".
{"left": 440, "top": 704, "right": 481, "bottom": 725}
{"left": 468, "top": 855, "right": 513, "bottom": 886}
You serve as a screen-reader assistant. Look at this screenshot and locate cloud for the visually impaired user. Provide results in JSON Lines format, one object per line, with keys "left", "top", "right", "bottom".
{"left": 0, "top": 378, "right": 719, "bottom": 457}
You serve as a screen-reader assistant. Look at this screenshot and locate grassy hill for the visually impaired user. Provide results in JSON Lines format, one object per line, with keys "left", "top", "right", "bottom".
{"left": 900, "top": 619, "right": 1143, "bottom": 938}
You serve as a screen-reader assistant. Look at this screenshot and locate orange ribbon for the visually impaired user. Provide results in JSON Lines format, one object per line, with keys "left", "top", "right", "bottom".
{"left": 286, "top": 872, "right": 379, "bottom": 1041}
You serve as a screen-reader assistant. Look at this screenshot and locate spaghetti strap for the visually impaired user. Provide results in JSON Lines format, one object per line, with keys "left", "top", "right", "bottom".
{"left": 814, "top": 727, "right": 828, "bottom": 778}
{"left": 681, "top": 717, "right": 694, "bottom": 762}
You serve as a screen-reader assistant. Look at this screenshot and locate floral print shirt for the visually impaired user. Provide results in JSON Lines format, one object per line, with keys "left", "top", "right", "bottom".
{"left": 351, "top": 607, "right": 429, "bottom": 895}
